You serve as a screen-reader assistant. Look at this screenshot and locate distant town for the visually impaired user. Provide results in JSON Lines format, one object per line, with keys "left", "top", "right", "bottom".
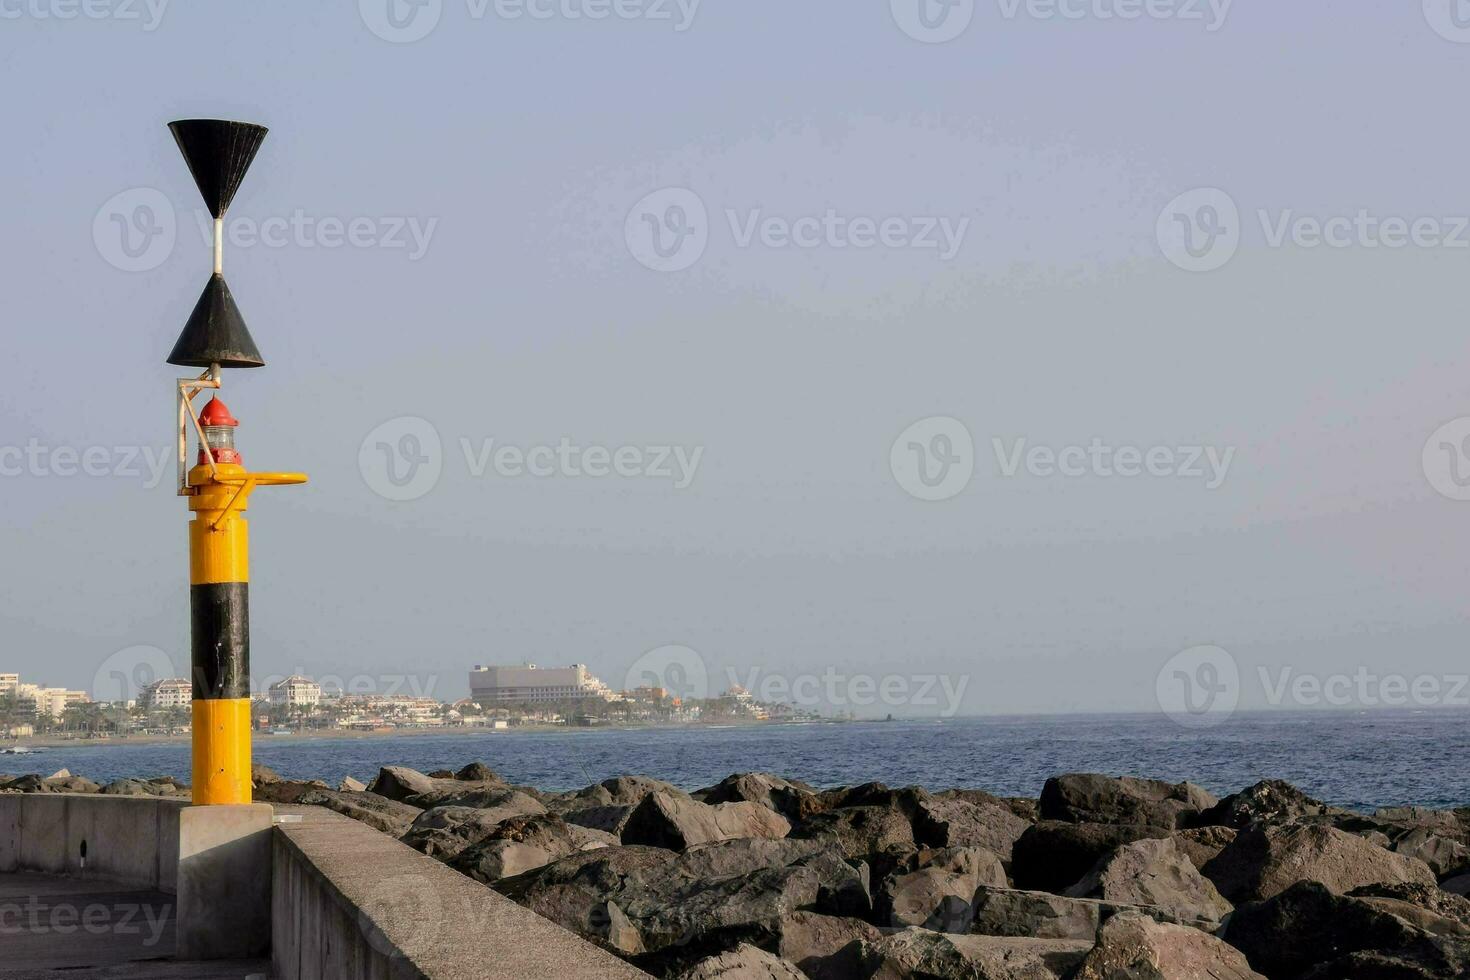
{"left": 0, "top": 663, "right": 832, "bottom": 741}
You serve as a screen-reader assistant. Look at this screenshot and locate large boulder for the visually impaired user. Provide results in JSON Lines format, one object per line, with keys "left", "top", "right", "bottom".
{"left": 815, "top": 782, "right": 928, "bottom": 814}
{"left": 775, "top": 911, "right": 880, "bottom": 980}
{"left": 450, "top": 814, "right": 616, "bottom": 882}
{"left": 455, "top": 761, "right": 499, "bottom": 782}
{"left": 400, "top": 792, "right": 548, "bottom": 858}
{"left": 1195, "top": 779, "right": 1335, "bottom": 829}
{"left": 250, "top": 763, "right": 282, "bottom": 786}
{"left": 549, "top": 775, "right": 688, "bottom": 813}
{"left": 1203, "top": 823, "right": 1437, "bottom": 903}
{"left": 251, "top": 778, "right": 332, "bottom": 804}
{"left": 672, "top": 837, "right": 869, "bottom": 916}
{"left": 1011, "top": 821, "right": 1170, "bottom": 893}
{"left": 1393, "top": 827, "right": 1470, "bottom": 879}
{"left": 1065, "top": 837, "right": 1232, "bottom": 925}
{"left": 797, "top": 848, "right": 873, "bottom": 918}
{"left": 1170, "top": 826, "right": 1237, "bottom": 871}
{"left": 496, "top": 843, "right": 827, "bottom": 967}
{"left": 792, "top": 806, "right": 917, "bottom": 862}
{"left": 1039, "top": 774, "right": 1216, "bottom": 830}
{"left": 563, "top": 804, "right": 638, "bottom": 836}
{"left": 971, "top": 887, "right": 1104, "bottom": 941}
{"left": 1364, "top": 806, "right": 1470, "bottom": 849}
{"left": 675, "top": 943, "right": 805, "bottom": 980}
{"left": 676, "top": 837, "right": 828, "bottom": 879}
{"left": 971, "top": 885, "right": 1238, "bottom": 942}
{"left": 367, "top": 764, "right": 512, "bottom": 809}
{"left": 694, "top": 773, "right": 821, "bottom": 823}
{"left": 912, "top": 798, "right": 1032, "bottom": 863}
{"left": 622, "top": 865, "right": 820, "bottom": 964}
{"left": 366, "top": 765, "right": 437, "bottom": 801}
{"left": 9, "top": 772, "right": 105, "bottom": 794}
{"left": 1350, "top": 882, "right": 1470, "bottom": 926}
{"left": 876, "top": 846, "right": 1008, "bottom": 932}
{"left": 294, "top": 789, "right": 421, "bottom": 836}
{"left": 852, "top": 929, "right": 1092, "bottom": 979}
{"left": 1073, "top": 910, "right": 1265, "bottom": 980}
{"left": 622, "top": 791, "right": 790, "bottom": 851}
{"left": 101, "top": 777, "right": 188, "bottom": 798}
{"left": 1225, "top": 881, "right": 1470, "bottom": 979}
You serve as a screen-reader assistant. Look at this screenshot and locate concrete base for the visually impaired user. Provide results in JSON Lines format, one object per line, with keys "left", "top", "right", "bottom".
{"left": 175, "top": 804, "right": 273, "bottom": 961}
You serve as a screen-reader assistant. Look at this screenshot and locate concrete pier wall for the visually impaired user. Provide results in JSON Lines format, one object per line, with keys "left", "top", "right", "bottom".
{"left": 271, "top": 805, "right": 652, "bottom": 980}
{"left": 0, "top": 793, "right": 186, "bottom": 892}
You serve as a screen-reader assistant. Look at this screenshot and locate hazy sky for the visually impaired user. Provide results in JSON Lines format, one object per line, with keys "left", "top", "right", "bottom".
{"left": 4, "top": 2, "right": 1470, "bottom": 721}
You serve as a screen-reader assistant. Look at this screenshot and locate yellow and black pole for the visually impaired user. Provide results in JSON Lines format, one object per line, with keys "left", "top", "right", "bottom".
{"left": 166, "top": 119, "right": 305, "bottom": 805}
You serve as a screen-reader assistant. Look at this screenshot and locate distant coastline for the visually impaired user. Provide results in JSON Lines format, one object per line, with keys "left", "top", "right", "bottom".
{"left": 2, "top": 716, "right": 863, "bottom": 751}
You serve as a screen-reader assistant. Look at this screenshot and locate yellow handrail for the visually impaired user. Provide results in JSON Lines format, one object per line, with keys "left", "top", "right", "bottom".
{"left": 210, "top": 472, "right": 309, "bottom": 529}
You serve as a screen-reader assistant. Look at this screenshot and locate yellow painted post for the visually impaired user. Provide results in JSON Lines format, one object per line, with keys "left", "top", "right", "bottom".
{"left": 187, "top": 454, "right": 255, "bottom": 805}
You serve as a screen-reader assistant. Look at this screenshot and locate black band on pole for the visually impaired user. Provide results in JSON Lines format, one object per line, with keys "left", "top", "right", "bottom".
{"left": 190, "top": 582, "right": 250, "bottom": 700}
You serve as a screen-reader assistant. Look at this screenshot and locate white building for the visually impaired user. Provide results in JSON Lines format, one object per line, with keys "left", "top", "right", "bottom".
{"left": 469, "top": 664, "right": 615, "bottom": 704}
{"left": 17, "top": 684, "right": 90, "bottom": 719}
{"left": 0, "top": 673, "right": 18, "bottom": 697}
{"left": 269, "top": 676, "right": 322, "bottom": 709}
{"left": 142, "top": 678, "right": 192, "bottom": 710}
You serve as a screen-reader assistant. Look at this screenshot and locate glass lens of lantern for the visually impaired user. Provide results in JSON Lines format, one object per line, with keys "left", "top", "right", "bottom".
{"left": 204, "top": 425, "right": 235, "bottom": 453}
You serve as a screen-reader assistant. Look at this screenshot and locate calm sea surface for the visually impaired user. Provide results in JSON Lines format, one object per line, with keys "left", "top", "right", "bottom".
{"left": 5, "top": 711, "right": 1467, "bottom": 811}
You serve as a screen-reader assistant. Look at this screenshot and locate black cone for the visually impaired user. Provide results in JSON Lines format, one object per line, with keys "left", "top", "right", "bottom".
{"left": 167, "top": 274, "right": 265, "bottom": 368}
{"left": 168, "top": 119, "right": 268, "bottom": 219}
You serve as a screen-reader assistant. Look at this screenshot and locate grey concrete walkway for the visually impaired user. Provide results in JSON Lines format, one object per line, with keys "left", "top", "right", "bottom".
{"left": 0, "top": 872, "right": 267, "bottom": 979}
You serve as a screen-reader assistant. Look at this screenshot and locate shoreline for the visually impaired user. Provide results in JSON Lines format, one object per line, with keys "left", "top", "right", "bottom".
{"left": 2, "top": 718, "right": 860, "bottom": 751}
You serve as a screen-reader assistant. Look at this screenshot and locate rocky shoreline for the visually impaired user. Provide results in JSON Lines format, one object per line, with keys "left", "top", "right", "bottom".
{"left": 7, "top": 767, "right": 1470, "bottom": 979}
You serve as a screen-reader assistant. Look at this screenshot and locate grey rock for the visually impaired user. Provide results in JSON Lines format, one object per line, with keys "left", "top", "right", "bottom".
{"left": 1074, "top": 910, "right": 1265, "bottom": 980}
{"left": 367, "top": 764, "right": 437, "bottom": 801}
{"left": 1196, "top": 779, "right": 1335, "bottom": 829}
{"left": 775, "top": 911, "right": 880, "bottom": 980}
{"left": 971, "top": 886, "right": 1229, "bottom": 942}
{"left": 249, "top": 763, "right": 281, "bottom": 785}
{"left": 294, "top": 789, "right": 421, "bottom": 836}
{"left": 854, "top": 929, "right": 1092, "bottom": 980}
{"left": 366, "top": 764, "right": 511, "bottom": 808}
{"left": 1203, "top": 823, "right": 1437, "bottom": 904}
{"left": 877, "top": 846, "right": 1008, "bottom": 932}
{"left": 1039, "top": 773, "right": 1216, "bottom": 830}
{"left": 496, "top": 843, "right": 835, "bottom": 968}
{"left": 455, "top": 761, "right": 499, "bottom": 781}
{"left": 101, "top": 777, "right": 186, "bottom": 797}
{"left": 913, "top": 798, "right": 1032, "bottom": 863}
{"left": 1393, "top": 827, "right": 1470, "bottom": 878}
{"left": 251, "top": 778, "right": 331, "bottom": 804}
{"left": 563, "top": 803, "right": 637, "bottom": 836}
{"left": 1065, "top": 837, "right": 1232, "bottom": 925}
{"left": 694, "top": 773, "right": 821, "bottom": 823}
{"left": 549, "top": 775, "right": 689, "bottom": 813}
{"left": 676, "top": 943, "right": 806, "bottom": 980}
{"left": 792, "top": 805, "right": 917, "bottom": 862}
{"left": 1171, "top": 825, "right": 1237, "bottom": 870}
{"left": 1010, "top": 821, "right": 1171, "bottom": 894}
{"left": 1348, "top": 881, "right": 1470, "bottom": 926}
{"left": 401, "top": 792, "right": 548, "bottom": 858}
{"left": 971, "top": 887, "right": 1103, "bottom": 941}
{"left": 597, "top": 900, "right": 645, "bottom": 956}
{"left": 1225, "top": 880, "right": 1469, "bottom": 979}
{"left": 676, "top": 837, "right": 828, "bottom": 879}
{"left": 796, "top": 847, "right": 872, "bottom": 918}
{"left": 621, "top": 791, "right": 791, "bottom": 851}
{"left": 449, "top": 814, "right": 618, "bottom": 882}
